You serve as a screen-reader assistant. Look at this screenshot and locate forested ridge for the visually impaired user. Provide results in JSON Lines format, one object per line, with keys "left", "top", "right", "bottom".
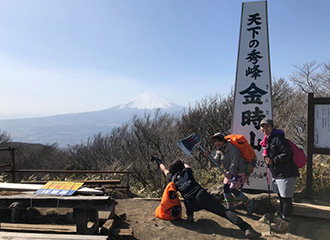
{"left": 1, "top": 61, "right": 330, "bottom": 196}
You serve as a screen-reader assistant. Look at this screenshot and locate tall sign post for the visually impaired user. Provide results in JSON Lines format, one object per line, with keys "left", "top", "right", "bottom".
{"left": 232, "top": 1, "right": 272, "bottom": 190}
{"left": 307, "top": 93, "right": 330, "bottom": 195}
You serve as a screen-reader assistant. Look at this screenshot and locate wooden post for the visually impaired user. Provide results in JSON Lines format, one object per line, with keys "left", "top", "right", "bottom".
{"left": 87, "top": 209, "right": 99, "bottom": 234}
{"left": 126, "top": 173, "right": 130, "bottom": 190}
{"left": 75, "top": 209, "right": 88, "bottom": 234}
{"left": 11, "top": 207, "right": 25, "bottom": 223}
{"left": 307, "top": 93, "right": 314, "bottom": 196}
{"left": 11, "top": 148, "right": 16, "bottom": 183}
{"left": 74, "top": 208, "right": 99, "bottom": 235}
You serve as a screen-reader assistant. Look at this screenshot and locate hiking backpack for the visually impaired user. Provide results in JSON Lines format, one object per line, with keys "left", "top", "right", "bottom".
{"left": 287, "top": 139, "right": 307, "bottom": 168}
{"left": 224, "top": 134, "right": 256, "bottom": 174}
{"left": 155, "top": 182, "right": 182, "bottom": 220}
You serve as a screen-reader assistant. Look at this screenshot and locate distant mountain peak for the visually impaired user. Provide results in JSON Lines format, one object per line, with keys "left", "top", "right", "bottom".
{"left": 0, "top": 91, "right": 184, "bottom": 146}
{"left": 119, "top": 92, "right": 173, "bottom": 110}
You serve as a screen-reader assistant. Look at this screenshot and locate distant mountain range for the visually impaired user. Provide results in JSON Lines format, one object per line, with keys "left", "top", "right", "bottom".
{"left": 0, "top": 92, "right": 184, "bottom": 147}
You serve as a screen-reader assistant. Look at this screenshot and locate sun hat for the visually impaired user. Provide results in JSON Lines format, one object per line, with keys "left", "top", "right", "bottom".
{"left": 210, "top": 132, "right": 226, "bottom": 141}
{"left": 260, "top": 118, "right": 274, "bottom": 127}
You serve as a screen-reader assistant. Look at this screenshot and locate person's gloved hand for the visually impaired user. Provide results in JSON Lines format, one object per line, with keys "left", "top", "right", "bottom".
{"left": 151, "top": 155, "right": 162, "bottom": 166}
{"left": 225, "top": 171, "right": 232, "bottom": 179}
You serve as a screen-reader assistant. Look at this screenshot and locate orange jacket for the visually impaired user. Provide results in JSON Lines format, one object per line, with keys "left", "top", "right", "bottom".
{"left": 155, "top": 182, "right": 182, "bottom": 220}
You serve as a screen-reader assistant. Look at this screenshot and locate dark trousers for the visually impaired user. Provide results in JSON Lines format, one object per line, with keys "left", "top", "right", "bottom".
{"left": 278, "top": 194, "right": 293, "bottom": 220}
{"left": 184, "top": 189, "right": 251, "bottom": 231}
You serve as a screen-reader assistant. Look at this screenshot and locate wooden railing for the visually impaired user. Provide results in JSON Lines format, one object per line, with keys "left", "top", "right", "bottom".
{"left": 0, "top": 147, "right": 133, "bottom": 189}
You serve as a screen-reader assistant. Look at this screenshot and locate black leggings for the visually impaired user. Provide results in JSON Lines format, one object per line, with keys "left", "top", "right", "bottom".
{"left": 278, "top": 194, "right": 293, "bottom": 220}
{"left": 184, "top": 189, "right": 251, "bottom": 231}
{"left": 223, "top": 183, "right": 241, "bottom": 197}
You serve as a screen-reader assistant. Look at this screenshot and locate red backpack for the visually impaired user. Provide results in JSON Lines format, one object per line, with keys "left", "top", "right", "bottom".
{"left": 287, "top": 139, "right": 307, "bottom": 168}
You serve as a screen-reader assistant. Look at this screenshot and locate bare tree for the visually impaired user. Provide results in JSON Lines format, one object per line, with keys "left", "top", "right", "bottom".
{"left": 0, "top": 129, "right": 11, "bottom": 144}
{"left": 0, "top": 130, "right": 12, "bottom": 170}
{"left": 67, "top": 110, "right": 182, "bottom": 190}
{"left": 320, "top": 61, "right": 330, "bottom": 95}
{"left": 290, "top": 61, "right": 324, "bottom": 96}
{"left": 284, "top": 60, "right": 330, "bottom": 147}
{"left": 177, "top": 93, "right": 234, "bottom": 168}
{"left": 271, "top": 77, "right": 294, "bottom": 112}
{"left": 125, "top": 111, "right": 181, "bottom": 189}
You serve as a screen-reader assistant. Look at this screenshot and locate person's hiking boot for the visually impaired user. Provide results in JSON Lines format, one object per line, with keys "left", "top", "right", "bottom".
{"left": 246, "top": 200, "right": 255, "bottom": 215}
{"left": 259, "top": 213, "right": 279, "bottom": 224}
{"left": 273, "top": 216, "right": 283, "bottom": 225}
{"left": 187, "top": 215, "right": 194, "bottom": 223}
{"left": 259, "top": 213, "right": 271, "bottom": 224}
{"left": 245, "top": 228, "right": 261, "bottom": 239}
{"left": 226, "top": 204, "right": 235, "bottom": 211}
{"left": 271, "top": 218, "right": 290, "bottom": 233}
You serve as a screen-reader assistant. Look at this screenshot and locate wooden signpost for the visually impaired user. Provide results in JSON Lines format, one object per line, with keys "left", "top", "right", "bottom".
{"left": 233, "top": 1, "right": 272, "bottom": 190}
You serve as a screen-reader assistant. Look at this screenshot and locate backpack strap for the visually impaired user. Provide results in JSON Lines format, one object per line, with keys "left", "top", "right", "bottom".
{"left": 171, "top": 170, "right": 182, "bottom": 183}
{"left": 218, "top": 142, "right": 230, "bottom": 155}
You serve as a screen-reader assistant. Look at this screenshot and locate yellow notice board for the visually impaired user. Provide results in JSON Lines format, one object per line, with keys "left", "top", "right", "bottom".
{"left": 35, "top": 181, "right": 84, "bottom": 195}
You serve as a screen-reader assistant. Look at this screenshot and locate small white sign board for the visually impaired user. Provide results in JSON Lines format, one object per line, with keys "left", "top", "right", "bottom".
{"left": 314, "top": 104, "right": 330, "bottom": 149}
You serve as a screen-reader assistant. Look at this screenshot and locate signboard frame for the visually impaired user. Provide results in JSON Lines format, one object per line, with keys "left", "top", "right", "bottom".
{"left": 307, "top": 93, "right": 330, "bottom": 194}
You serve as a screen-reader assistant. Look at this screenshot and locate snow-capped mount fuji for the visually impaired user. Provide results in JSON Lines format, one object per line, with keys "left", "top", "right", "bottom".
{"left": 120, "top": 92, "right": 174, "bottom": 109}
{"left": 0, "top": 92, "right": 184, "bottom": 146}
{"left": 118, "top": 92, "right": 183, "bottom": 112}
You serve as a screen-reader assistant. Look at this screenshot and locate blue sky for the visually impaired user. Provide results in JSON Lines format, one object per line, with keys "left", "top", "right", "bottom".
{"left": 0, "top": 0, "right": 329, "bottom": 118}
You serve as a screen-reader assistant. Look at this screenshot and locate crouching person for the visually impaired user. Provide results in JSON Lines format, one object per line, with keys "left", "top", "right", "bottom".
{"left": 156, "top": 158, "right": 261, "bottom": 239}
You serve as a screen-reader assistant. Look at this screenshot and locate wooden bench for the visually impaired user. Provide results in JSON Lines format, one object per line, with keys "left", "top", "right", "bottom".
{"left": 4, "top": 169, "right": 133, "bottom": 190}
{"left": 0, "top": 193, "right": 116, "bottom": 235}
{"left": 0, "top": 231, "right": 109, "bottom": 240}
{"left": 0, "top": 222, "right": 77, "bottom": 233}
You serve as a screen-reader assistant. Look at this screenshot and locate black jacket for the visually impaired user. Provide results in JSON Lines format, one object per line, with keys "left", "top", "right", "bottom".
{"left": 268, "top": 132, "right": 300, "bottom": 179}
{"left": 167, "top": 168, "right": 202, "bottom": 200}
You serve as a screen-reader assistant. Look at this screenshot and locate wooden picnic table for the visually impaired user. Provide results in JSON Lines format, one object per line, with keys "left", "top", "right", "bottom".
{"left": 0, "top": 193, "right": 117, "bottom": 235}
{"left": 0, "top": 232, "right": 109, "bottom": 240}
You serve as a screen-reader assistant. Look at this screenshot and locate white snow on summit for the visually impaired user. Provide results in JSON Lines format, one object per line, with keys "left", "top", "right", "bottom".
{"left": 119, "top": 92, "right": 173, "bottom": 109}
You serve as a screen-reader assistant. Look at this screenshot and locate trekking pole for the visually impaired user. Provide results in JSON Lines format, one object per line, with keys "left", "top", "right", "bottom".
{"left": 266, "top": 164, "right": 273, "bottom": 235}
{"left": 176, "top": 133, "right": 234, "bottom": 185}
{"left": 199, "top": 145, "right": 227, "bottom": 176}
{"left": 151, "top": 155, "right": 164, "bottom": 190}
{"left": 198, "top": 145, "right": 234, "bottom": 185}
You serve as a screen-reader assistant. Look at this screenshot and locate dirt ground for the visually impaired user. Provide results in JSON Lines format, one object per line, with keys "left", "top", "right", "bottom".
{"left": 1, "top": 190, "right": 329, "bottom": 239}
{"left": 115, "top": 197, "right": 330, "bottom": 240}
